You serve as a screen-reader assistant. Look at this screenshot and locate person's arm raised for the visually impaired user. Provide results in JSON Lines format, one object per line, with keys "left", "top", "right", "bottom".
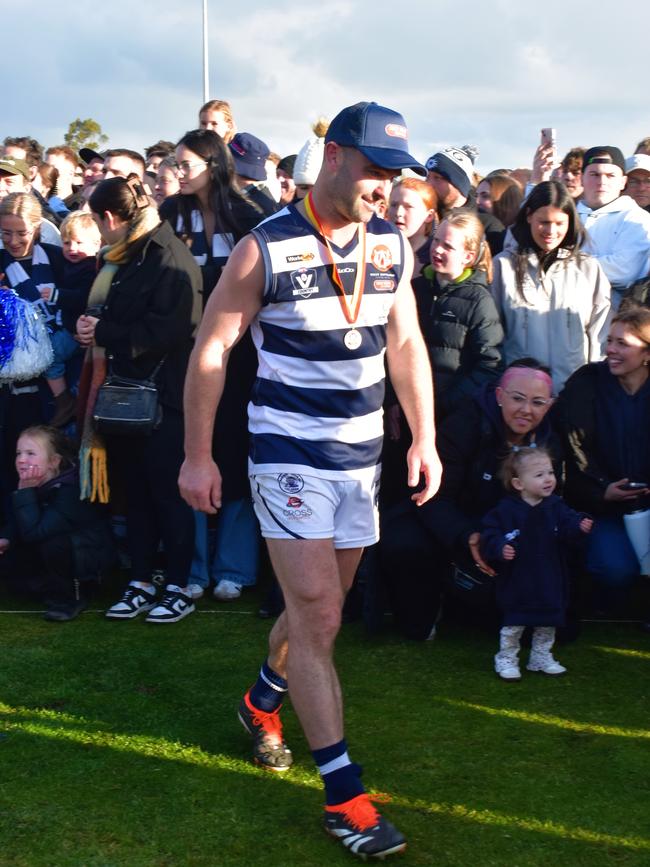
{"left": 178, "top": 235, "right": 264, "bottom": 513}
{"left": 385, "top": 242, "right": 442, "bottom": 505}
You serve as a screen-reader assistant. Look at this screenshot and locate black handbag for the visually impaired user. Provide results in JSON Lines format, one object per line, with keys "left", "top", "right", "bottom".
{"left": 93, "top": 358, "right": 164, "bottom": 436}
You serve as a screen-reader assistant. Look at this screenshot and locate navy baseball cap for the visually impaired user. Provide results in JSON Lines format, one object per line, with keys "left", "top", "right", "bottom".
{"left": 229, "top": 132, "right": 270, "bottom": 182}
{"left": 325, "top": 102, "right": 426, "bottom": 177}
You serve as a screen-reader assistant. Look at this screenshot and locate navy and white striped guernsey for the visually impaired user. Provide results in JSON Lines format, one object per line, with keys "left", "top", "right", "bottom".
{"left": 248, "top": 205, "right": 405, "bottom": 481}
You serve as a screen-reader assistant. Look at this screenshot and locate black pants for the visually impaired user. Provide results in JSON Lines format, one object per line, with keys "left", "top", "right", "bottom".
{"left": 0, "top": 534, "right": 89, "bottom": 606}
{"left": 108, "top": 408, "right": 194, "bottom": 586}
{"left": 378, "top": 502, "right": 445, "bottom": 640}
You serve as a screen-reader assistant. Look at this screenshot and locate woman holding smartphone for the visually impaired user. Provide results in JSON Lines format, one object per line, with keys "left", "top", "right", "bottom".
{"left": 556, "top": 303, "right": 650, "bottom": 615}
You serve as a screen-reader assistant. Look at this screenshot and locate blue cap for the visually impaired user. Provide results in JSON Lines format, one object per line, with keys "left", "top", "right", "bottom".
{"left": 325, "top": 102, "right": 426, "bottom": 177}
{"left": 229, "top": 132, "right": 270, "bottom": 182}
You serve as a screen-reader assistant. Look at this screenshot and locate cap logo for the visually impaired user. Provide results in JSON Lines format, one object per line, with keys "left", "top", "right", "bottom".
{"left": 385, "top": 123, "right": 407, "bottom": 140}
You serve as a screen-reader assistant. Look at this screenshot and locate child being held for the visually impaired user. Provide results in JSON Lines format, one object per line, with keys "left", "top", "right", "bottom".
{"left": 39, "top": 212, "right": 101, "bottom": 427}
{"left": 0, "top": 425, "right": 114, "bottom": 621}
{"left": 480, "top": 446, "right": 592, "bottom": 681}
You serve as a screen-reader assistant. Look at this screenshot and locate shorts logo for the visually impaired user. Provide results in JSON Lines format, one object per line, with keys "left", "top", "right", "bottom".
{"left": 291, "top": 268, "right": 318, "bottom": 298}
{"left": 384, "top": 123, "right": 407, "bottom": 140}
{"left": 286, "top": 252, "right": 315, "bottom": 263}
{"left": 282, "top": 506, "right": 313, "bottom": 519}
{"left": 278, "top": 473, "right": 304, "bottom": 494}
{"left": 371, "top": 245, "right": 393, "bottom": 272}
{"left": 286, "top": 496, "right": 304, "bottom": 508}
{"left": 373, "top": 278, "right": 395, "bottom": 291}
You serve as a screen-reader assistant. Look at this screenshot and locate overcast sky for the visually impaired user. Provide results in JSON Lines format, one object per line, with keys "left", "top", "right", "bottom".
{"left": 7, "top": 0, "right": 649, "bottom": 173}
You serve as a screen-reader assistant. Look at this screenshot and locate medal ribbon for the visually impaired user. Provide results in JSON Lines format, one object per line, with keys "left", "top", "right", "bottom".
{"left": 304, "top": 191, "right": 366, "bottom": 325}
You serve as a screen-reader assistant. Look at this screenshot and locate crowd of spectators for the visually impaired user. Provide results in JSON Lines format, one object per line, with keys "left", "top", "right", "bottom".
{"left": 1, "top": 102, "right": 650, "bottom": 669}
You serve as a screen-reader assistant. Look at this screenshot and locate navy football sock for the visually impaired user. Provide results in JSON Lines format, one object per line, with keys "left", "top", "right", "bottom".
{"left": 248, "top": 659, "right": 288, "bottom": 713}
{"left": 313, "top": 740, "right": 365, "bottom": 806}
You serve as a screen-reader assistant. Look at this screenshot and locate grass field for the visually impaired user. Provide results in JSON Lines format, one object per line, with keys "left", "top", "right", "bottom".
{"left": 0, "top": 578, "right": 648, "bottom": 867}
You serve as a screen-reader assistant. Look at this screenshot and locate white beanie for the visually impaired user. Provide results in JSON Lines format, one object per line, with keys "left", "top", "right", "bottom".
{"left": 293, "top": 118, "right": 329, "bottom": 186}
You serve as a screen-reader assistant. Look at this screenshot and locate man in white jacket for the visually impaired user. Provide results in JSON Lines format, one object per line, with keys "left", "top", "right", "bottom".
{"left": 576, "top": 146, "right": 650, "bottom": 308}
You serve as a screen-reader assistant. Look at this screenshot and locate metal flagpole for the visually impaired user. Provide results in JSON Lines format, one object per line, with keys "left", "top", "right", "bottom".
{"left": 202, "top": 0, "right": 209, "bottom": 102}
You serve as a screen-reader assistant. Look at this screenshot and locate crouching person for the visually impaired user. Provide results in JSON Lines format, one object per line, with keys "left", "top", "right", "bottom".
{"left": 0, "top": 425, "right": 115, "bottom": 620}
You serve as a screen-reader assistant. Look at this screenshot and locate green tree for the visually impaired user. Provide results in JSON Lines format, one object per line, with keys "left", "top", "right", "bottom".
{"left": 64, "top": 118, "right": 109, "bottom": 152}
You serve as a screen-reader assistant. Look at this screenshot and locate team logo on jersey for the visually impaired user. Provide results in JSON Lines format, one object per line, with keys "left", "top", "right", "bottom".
{"left": 373, "top": 278, "right": 395, "bottom": 291}
{"left": 291, "top": 268, "right": 318, "bottom": 298}
{"left": 286, "top": 252, "right": 315, "bottom": 263}
{"left": 286, "top": 496, "right": 304, "bottom": 508}
{"left": 278, "top": 473, "right": 304, "bottom": 494}
{"left": 385, "top": 123, "right": 407, "bottom": 140}
{"left": 371, "top": 245, "right": 393, "bottom": 272}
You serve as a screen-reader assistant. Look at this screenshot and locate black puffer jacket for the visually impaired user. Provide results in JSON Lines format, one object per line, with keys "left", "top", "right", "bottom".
{"left": 413, "top": 266, "right": 504, "bottom": 418}
{"left": 4, "top": 468, "right": 115, "bottom": 580}
{"left": 94, "top": 221, "right": 201, "bottom": 412}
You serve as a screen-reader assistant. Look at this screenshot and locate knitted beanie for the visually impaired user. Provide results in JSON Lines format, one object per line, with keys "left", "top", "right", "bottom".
{"left": 293, "top": 118, "right": 329, "bottom": 186}
{"left": 425, "top": 146, "right": 475, "bottom": 197}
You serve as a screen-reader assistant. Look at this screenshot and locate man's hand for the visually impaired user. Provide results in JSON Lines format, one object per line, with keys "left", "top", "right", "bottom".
{"left": 178, "top": 458, "right": 223, "bottom": 514}
{"left": 407, "top": 440, "right": 442, "bottom": 506}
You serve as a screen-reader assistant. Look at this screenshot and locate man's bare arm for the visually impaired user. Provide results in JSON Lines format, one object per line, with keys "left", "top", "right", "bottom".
{"left": 385, "top": 243, "right": 441, "bottom": 505}
{"left": 179, "top": 235, "right": 264, "bottom": 513}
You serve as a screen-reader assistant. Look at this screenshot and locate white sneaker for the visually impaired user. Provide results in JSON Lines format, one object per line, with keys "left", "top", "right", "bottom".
{"left": 496, "top": 663, "right": 522, "bottom": 682}
{"left": 187, "top": 583, "right": 205, "bottom": 600}
{"left": 213, "top": 579, "right": 242, "bottom": 601}
{"left": 527, "top": 655, "right": 567, "bottom": 675}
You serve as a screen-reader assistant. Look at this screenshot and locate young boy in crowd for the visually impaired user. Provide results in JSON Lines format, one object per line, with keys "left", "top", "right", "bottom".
{"left": 41, "top": 212, "right": 101, "bottom": 427}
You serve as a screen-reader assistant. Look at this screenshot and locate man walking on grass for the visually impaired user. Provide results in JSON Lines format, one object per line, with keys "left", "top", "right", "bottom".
{"left": 179, "top": 101, "right": 441, "bottom": 860}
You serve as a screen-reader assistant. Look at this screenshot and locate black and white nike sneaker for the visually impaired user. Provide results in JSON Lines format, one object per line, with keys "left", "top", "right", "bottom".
{"left": 145, "top": 588, "right": 195, "bottom": 623}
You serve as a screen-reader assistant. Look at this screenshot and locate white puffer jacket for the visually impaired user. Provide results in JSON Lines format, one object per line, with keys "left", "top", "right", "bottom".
{"left": 491, "top": 248, "right": 611, "bottom": 391}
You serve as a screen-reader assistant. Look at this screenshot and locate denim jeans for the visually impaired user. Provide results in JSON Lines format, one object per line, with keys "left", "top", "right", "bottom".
{"left": 190, "top": 498, "right": 260, "bottom": 588}
{"left": 45, "top": 328, "right": 82, "bottom": 379}
{"left": 586, "top": 516, "right": 639, "bottom": 588}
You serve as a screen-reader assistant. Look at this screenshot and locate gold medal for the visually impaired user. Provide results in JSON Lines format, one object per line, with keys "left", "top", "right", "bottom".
{"left": 344, "top": 328, "right": 362, "bottom": 350}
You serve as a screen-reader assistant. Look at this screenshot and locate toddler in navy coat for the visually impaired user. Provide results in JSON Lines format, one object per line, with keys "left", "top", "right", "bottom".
{"left": 481, "top": 446, "right": 592, "bottom": 681}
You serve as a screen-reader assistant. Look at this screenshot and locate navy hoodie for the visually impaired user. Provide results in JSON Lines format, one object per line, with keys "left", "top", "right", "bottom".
{"left": 481, "top": 493, "right": 587, "bottom": 626}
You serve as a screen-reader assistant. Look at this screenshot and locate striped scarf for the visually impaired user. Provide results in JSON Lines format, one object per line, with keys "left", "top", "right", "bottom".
{"left": 176, "top": 210, "right": 234, "bottom": 268}
{"left": 4, "top": 243, "right": 61, "bottom": 332}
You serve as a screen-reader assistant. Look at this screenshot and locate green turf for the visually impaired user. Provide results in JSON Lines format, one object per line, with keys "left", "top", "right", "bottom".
{"left": 0, "top": 579, "right": 648, "bottom": 867}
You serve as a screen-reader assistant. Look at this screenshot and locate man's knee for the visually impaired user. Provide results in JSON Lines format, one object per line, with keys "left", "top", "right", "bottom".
{"left": 288, "top": 593, "right": 343, "bottom": 648}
